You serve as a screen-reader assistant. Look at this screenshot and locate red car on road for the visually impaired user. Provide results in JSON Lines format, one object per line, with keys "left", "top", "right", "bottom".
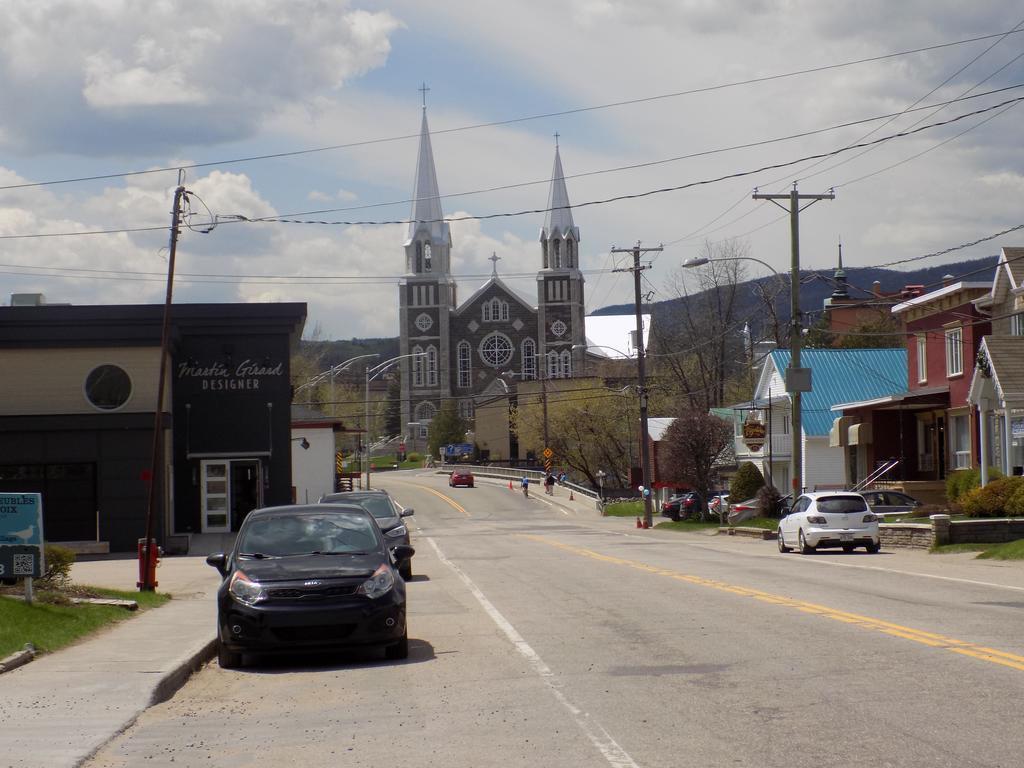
{"left": 449, "top": 468, "right": 475, "bottom": 488}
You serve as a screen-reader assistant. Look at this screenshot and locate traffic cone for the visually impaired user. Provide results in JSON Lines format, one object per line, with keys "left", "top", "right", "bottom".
{"left": 636, "top": 517, "right": 642, "bottom": 528}
{"left": 508, "top": 480, "right": 513, "bottom": 490}
{"left": 642, "top": 519, "right": 650, "bottom": 529}
{"left": 569, "top": 491, "right": 574, "bottom": 501}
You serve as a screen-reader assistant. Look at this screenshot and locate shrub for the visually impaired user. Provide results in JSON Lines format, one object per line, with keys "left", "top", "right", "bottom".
{"left": 730, "top": 462, "right": 765, "bottom": 503}
{"left": 1006, "top": 484, "right": 1024, "bottom": 517}
{"left": 947, "top": 467, "right": 1003, "bottom": 506}
{"left": 959, "top": 476, "right": 1024, "bottom": 518}
{"left": 40, "top": 544, "right": 76, "bottom": 588}
{"left": 756, "top": 484, "right": 783, "bottom": 518}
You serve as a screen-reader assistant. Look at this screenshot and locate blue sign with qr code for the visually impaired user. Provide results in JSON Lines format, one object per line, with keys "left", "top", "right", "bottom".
{"left": 0, "top": 492, "right": 45, "bottom": 579}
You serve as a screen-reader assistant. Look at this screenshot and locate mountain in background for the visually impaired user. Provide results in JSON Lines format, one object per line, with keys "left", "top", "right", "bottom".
{"left": 297, "top": 256, "right": 998, "bottom": 361}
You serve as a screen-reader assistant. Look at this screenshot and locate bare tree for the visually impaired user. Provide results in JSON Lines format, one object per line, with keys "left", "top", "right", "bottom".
{"left": 659, "top": 409, "right": 733, "bottom": 506}
{"left": 653, "top": 239, "right": 754, "bottom": 409}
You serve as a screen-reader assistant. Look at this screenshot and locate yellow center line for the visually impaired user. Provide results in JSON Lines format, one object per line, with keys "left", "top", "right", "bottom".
{"left": 410, "top": 483, "right": 471, "bottom": 517}
{"left": 519, "top": 534, "right": 1024, "bottom": 673}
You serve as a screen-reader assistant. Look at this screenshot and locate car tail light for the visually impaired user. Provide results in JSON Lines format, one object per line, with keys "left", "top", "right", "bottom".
{"left": 863, "top": 513, "right": 878, "bottom": 523}
{"left": 806, "top": 515, "right": 827, "bottom": 525}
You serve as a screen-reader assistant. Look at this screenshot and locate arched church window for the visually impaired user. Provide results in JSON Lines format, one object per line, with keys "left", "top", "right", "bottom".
{"left": 424, "top": 242, "right": 432, "bottom": 272}
{"left": 560, "top": 350, "right": 572, "bottom": 378}
{"left": 552, "top": 239, "right": 561, "bottom": 269}
{"left": 426, "top": 345, "right": 438, "bottom": 386}
{"left": 415, "top": 242, "right": 423, "bottom": 273}
{"left": 457, "top": 342, "right": 472, "bottom": 388}
{"left": 412, "top": 346, "right": 424, "bottom": 387}
{"left": 541, "top": 240, "right": 549, "bottom": 269}
{"left": 522, "top": 339, "right": 536, "bottom": 380}
{"left": 566, "top": 239, "right": 574, "bottom": 267}
{"left": 500, "top": 300, "right": 509, "bottom": 321}
{"left": 547, "top": 351, "right": 559, "bottom": 379}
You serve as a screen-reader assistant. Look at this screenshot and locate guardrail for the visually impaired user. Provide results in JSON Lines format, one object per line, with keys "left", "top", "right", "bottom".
{"left": 439, "top": 463, "right": 600, "bottom": 499}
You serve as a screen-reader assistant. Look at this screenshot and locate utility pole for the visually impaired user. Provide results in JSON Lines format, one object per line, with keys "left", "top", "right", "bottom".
{"left": 141, "top": 179, "right": 186, "bottom": 592}
{"left": 752, "top": 184, "right": 833, "bottom": 497}
{"left": 612, "top": 241, "right": 662, "bottom": 528}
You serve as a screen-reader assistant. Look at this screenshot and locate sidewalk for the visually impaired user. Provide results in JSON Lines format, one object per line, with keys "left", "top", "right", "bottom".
{"left": 0, "top": 553, "right": 223, "bottom": 768}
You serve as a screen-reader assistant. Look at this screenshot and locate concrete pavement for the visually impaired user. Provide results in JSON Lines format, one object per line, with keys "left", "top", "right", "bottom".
{"left": 0, "top": 553, "right": 224, "bottom": 768}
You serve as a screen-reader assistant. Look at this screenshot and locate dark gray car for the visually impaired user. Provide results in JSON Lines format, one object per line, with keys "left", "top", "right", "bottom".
{"left": 320, "top": 490, "right": 415, "bottom": 579}
{"left": 860, "top": 490, "right": 922, "bottom": 519}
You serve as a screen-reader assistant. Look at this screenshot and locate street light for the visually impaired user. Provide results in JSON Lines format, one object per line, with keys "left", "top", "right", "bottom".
{"left": 574, "top": 342, "right": 652, "bottom": 525}
{"left": 294, "top": 353, "right": 381, "bottom": 416}
{"left": 682, "top": 253, "right": 792, "bottom": 495}
{"left": 365, "top": 353, "right": 426, "bottom": 489}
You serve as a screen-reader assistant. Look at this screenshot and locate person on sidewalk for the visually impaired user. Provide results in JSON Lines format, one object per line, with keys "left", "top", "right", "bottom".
{"left": 544, "top": 473, "right": 556, "bottom": 495}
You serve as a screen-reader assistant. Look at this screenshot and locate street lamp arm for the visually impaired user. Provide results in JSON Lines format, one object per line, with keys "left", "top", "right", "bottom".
{"left": 368, "top": 351, "right": 426, "bottom": 381}
{"left": 682, "top": 254, "right": 781, "bottom": 278}
{"left": 294, "top": 352, "right": 381, "bottom": 394}
{"left": 364, "top": 351, "right": 427, "bottom": 490}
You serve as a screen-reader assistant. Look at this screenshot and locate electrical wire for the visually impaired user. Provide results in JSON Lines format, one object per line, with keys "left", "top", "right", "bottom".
{"left": 4, "top": 29, "right": 1021, "bottom": 194}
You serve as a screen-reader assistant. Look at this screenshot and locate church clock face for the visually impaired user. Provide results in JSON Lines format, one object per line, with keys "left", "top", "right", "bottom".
{"left": 414, "top": 313, "right": 433, "bottom": 332}
{"left": 479, "top": 332, "right": 513, "bottom": 368}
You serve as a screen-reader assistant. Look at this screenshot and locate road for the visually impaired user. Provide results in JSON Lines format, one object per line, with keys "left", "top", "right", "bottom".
{"left": 87, "top": 469, "right": 1024, "bottom": 768}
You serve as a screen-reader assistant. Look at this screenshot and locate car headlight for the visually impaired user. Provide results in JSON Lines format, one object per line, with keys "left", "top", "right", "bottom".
{"left": 385, "top": 525, "right": 408, "bottom": 538}
{"left": 357, "top": 563, "right": 395, "bottom": 599}
{"left": 228, "top": 570, "right": 267, "bottom": 606}
{"left": 806, "top": 515, "right": 828, "bottom": 525}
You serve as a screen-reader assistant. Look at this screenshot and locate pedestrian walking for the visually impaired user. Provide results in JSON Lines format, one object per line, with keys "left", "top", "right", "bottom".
{"left": 544, "top": 472, "right": 556, "bottom": 495}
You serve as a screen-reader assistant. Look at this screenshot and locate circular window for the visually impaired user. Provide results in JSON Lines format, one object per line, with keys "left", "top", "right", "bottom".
{"left": 550, "top": 319, "right": 567, "bottom": 337}
{"left": 84, "top": 364, "right": 132, "bottom": 410}
{"left": 479, "top": 332, "right": 513, "bottom": 368}
{"left": 415, "top": 313, "right": 433, "bottom": 332}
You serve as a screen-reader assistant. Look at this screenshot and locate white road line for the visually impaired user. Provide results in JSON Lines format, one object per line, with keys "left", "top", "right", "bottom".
{"left": 782, "top": 553, "right": 1024, "bottom": 592}
{"left": 427, "top": 537, "right": 640, "bottom": 768}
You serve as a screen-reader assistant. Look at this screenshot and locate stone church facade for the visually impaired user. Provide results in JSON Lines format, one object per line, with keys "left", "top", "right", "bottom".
{"left": 398, "top": 108, "right": 586, "bottom": 442}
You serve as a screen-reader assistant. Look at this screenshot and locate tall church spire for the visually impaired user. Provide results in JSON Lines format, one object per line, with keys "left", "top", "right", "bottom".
{"left": 539, "top": 141, "right": 580, "bottom": 271}
{"left": 407, "top": 108, "right": 449, "bottom": 246}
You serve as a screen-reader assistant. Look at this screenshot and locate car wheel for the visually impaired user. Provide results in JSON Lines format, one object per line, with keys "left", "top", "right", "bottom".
{"left": 778, "top": 530, "right": 792, "bottom": 553}
{"left": 841, "top": 544, "right": 855, "bottom": 553}
{"left": 400, "top": 561, "right": 413, "bottom": 580}
{"left": 798, "top": 529, "right": 815, "bottom": 555}
{"left": 385, "top": 632, "right": 409, "bottom": 660}
{"left": 669, "top": 512, "right": 680, "bottom": 522}
{"left": 865, "top": 541, "right": 881, "bottom": 554}
{"left": 217, "top": 641, "right": 242, "bottom": 670}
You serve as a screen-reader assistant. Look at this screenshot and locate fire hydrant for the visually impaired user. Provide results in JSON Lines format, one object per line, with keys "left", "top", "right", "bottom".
{"left": 137, "top": 537, "right": 160, "bottom": 590}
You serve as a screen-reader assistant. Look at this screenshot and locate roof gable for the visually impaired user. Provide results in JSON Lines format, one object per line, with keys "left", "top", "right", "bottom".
{"left": 454, "top": 275, "right": 535, "bottom": 316}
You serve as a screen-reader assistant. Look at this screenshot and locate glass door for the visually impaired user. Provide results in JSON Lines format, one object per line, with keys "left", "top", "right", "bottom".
{"left": 200, "top": 460, "right": 230, "bottom": 533}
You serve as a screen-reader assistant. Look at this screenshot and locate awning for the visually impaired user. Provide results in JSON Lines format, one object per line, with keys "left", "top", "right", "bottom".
{"left": 831, "top": 386, "right": 948, "bottom": 412}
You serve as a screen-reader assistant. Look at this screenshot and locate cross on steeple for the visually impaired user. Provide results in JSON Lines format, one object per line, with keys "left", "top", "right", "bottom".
{"left": 488, "top": 252, "right": 501, "bottom": 275}
{"left": 419, "top": 82, "right": 430, "bottom": 108}
{"left": 554, "top": 131, "right": 560, "bottom": 148}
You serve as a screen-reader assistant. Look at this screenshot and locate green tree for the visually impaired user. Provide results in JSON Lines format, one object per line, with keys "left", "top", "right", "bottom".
{"left": 427, "top": 400, "right": 468, "bottom": 457}
{"left": 383, "top": 376, "right": 402, "bottom": 437}
{"left": 730, "top": 461, "right": 765, "bottom": 501}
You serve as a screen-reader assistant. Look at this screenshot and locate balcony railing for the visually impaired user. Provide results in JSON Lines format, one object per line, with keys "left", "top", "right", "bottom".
{"left": 734, "top": 433, "right": 791, "bottom": 459}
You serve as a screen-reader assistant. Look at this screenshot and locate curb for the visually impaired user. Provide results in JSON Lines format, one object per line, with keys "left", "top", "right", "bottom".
{"left": 0, "top": 644, "right": 36, "bottom": 675}
{"left": 150, "top": 637, "right": 218, "bottom": 705}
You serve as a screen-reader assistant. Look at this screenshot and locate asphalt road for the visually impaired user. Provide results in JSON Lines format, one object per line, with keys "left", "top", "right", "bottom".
{"left": 86, "top": 470, "right": 1024, "bottom": 768}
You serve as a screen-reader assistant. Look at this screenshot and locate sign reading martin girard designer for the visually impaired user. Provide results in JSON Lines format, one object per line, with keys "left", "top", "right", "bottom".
{"left": 177, "top": 359, "right": 284, "bottom": 391}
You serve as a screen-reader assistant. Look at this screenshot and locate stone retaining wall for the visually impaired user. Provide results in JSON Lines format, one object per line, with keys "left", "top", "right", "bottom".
{"left": 880, "top": 523, "right": 933, "bottom": 549}
{"left": 948, "top": 518, "right": 1024, "bottom": 544}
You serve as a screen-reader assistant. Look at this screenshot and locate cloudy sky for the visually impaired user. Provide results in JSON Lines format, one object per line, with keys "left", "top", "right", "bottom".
{"left": 2, "top": 1, "right": 1023, "bottom": 338}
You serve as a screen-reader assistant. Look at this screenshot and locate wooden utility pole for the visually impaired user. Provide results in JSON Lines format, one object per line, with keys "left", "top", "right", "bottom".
{"left": 752, "top": 184, "right": 834, "bottom": 496}
{"left": 612, "top": 241, "right": 662, "bottom": 528}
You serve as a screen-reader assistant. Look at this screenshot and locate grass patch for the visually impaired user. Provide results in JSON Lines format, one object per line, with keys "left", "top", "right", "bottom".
{"left": 654, "top": 520, "right": 722, "bottom": 531}
{"left": 603, "top": 501, "right": 644, "bottom": 517}
{"left": 0, "top": 585, "right": 170, "bottom": 659}
{"left": 728, "top": 516, "right": 779, "bottom": 530}
{"left": 976, "top": 539, "right": 1024, "bottom": 560}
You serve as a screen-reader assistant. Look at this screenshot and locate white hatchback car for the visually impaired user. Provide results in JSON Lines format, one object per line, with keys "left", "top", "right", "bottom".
{"left": 777, "top": 492, "right": 880, "bottom": 554}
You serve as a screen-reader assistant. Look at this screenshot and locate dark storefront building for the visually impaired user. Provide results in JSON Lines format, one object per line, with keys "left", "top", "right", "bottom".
{"left": 0, "top": 300, "right": 306, "bottom": 552}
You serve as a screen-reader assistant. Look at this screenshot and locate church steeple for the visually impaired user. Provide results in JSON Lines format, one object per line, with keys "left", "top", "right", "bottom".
{"left": 831, "top": 239, "right": 849, "bottom": 299}
{"left": 404, "top": 106, "right": 452, "bottom": 276}
{"left": 539, "top": 140, "right": 580, "bottom": 270}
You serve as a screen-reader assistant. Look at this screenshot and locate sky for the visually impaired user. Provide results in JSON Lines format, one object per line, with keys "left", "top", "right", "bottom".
{"left": 2, "top": 0, "right": 1023, "bottom": 340}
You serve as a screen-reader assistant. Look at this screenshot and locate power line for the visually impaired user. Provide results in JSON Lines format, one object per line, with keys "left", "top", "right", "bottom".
{"left": 4, "top": 29, "right": 1021, "bottom": 194}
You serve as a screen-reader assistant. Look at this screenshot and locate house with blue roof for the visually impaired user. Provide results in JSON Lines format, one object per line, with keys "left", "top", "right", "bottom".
{"left": 730, "top": 348, "right": 907, "bottom": 494}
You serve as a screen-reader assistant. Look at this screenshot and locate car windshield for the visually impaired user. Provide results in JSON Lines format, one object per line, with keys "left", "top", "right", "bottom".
{"left": 346, "top": 495, "right": 396, "bottom": 520}
{"left": 238, "top": 513, "right": 378, "bottom": 556}
{"left": 816, "top": 496, "right": 868, "bottom": 514}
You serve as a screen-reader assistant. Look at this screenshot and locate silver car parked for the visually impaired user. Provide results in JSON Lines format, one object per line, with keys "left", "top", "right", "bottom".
{"left": 778, "top": 491, "right": 880, "bottom": 554}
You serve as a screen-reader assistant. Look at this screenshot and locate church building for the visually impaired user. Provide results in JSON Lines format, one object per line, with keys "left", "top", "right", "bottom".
{"left": 398, "top": 108, "right": 587, "bottom": 442}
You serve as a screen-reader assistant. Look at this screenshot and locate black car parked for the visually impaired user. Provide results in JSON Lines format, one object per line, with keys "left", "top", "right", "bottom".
{"left": 320, "top": 490, "right": 415, "bottom": 579}
{"left": 661, "top": 492, "right": 699, "bottom": 521}
{"left": 206, "top": 504, "right": 414, "bottom": 669}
